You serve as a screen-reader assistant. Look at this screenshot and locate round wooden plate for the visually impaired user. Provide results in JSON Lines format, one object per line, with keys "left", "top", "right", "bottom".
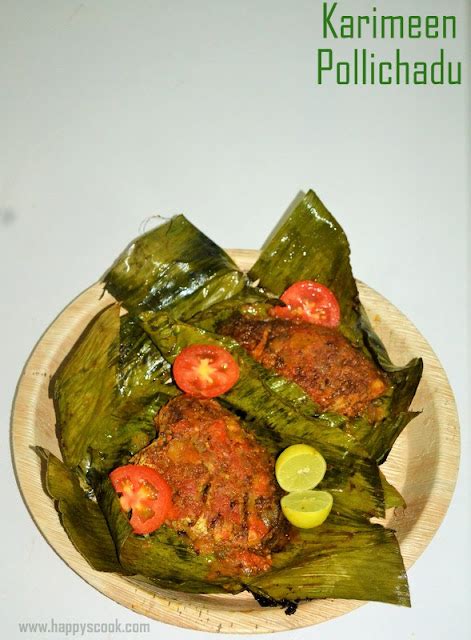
{"left": 11, "top": 250, "right": 460, "bottom": 634}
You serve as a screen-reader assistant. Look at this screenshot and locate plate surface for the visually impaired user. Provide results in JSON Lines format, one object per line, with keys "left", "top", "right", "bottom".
{"left": 11, "top": 250, "right": 460, "bottom": 634}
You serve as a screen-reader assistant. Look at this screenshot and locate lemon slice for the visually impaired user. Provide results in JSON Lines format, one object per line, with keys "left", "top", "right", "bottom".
{"left": 281, "top": 490, "right": 333, "bottom": 529}
{"left": 275, "top": 444, "right": 327, "bottom": 492}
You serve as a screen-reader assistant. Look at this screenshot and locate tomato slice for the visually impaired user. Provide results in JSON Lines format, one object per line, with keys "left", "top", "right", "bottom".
{"left": 109, "top": 464, "right": 172, "bottom": 535}
{"left": 172, "top": 344, "right": 239, "bottom": 398}
{"left": 270, "top": 281, "right": 341, "bottom": 327}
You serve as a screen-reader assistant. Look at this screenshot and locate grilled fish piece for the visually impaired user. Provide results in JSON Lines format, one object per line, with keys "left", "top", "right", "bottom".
{"left": 220, "top": 315, "right": 388, "bottom": 417}
{"left": 131, "top": 394, "right": 287, "bottom": 576}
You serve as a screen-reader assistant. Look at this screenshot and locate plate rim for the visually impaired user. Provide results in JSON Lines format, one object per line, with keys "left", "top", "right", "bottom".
{"left": 10, "top": 249, "right": 461, "bottom": 634}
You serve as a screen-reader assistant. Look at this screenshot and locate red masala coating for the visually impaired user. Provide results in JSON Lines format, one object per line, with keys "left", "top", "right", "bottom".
{"left": 131, "top": 395, "right": 286, "bottom": 576}
{"left": 219, "top": 315, "right": 388, "bottom": 417}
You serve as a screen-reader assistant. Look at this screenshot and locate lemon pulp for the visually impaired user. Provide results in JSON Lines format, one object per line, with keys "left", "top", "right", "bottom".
{"left": 281, "top": 490, "right": 333, "bottom": 529}
{"left": 275, "top": 444, "right": 327, "bottom": 492}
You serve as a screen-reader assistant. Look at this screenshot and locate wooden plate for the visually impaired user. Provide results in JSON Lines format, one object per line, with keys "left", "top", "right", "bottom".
{"left": 11, "top": 250, "right": 460, "bottom": 634}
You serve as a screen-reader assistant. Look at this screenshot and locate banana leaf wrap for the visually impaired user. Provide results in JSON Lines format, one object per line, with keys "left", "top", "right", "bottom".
{"left": 245, "top": 514, "right": 409, "bottom": 604}
{"left": 103, "top": 214, "right": 249, "bottom": 320}
{"left": 52, "top": 305, "right": 177, "bottom": 478}
{"left": 38, "top": 448, "right": 123, "bottom": 573}
{"left": 249, "top": 190, "right": 423, "bottom": 463}
{"left": 41, "top": 189, "right": 422, "bottom": 609}
{"left": 47, "top": 305, "right": 243, "bottom": 594}
{"left": 41, "top": 306, "right": 408, "bottom": 611}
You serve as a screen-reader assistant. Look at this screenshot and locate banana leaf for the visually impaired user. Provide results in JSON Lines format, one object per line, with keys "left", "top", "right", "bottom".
{"left": 380, "top": 471, "right": 406, "bottom": 510}
{"left": 248, "top": 190, "right": 423, "bottom": 462}
{"left": 357, "top": 308, "right": 423, "bottom": 463}
{"left": 246, "top": 514, "right": 409, "bottom": 606}
{"left": 103, "top": 215, "right": 247, "bottom": 319}
{"left": 51, "top": 304, "right": 121, "bottom": 474}
{"left": 116, "top": 314, "right": 173, "bottom": 399}
{"left": 52, "top": 305, "right": 176, "bottom": 478}
{"left": 38, "top": 448, "right": 123, "bottom": 573}
{"left": 249, "top": 191, "right": 362, "bottom": 345}
{"left": 48, "top": 301, "right": 243, "bottom": 592}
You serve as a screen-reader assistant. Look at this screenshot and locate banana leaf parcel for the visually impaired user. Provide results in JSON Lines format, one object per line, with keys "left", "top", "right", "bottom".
{"left": 41, "top": 190, "right": 422, "bottom": 612}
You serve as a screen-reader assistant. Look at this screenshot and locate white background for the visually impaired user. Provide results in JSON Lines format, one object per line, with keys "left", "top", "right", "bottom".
{"left": 1, "top": 1, "right": 469, "bottom": 638}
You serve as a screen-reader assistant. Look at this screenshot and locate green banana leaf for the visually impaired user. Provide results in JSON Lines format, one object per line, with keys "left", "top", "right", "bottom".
{"left": 249, "top": 191, "right": 362, "bottom": 345}
{"left": 52, "top": 305, "right": 176, "bottom": 478}
{"left": 52, "top": 304, "right": 121, "bottom": 474}
{"left": 48, "top": 301, "right": 241, "bottom": 593}
{"left": 38, "top": 448, "right": 123, "bottom": 573}
{"left": 357, "top": 308, "right": 423, "bottom": 463}
{"left": 246, "top": 514, "right": 409, "bottom": 606}
{"left": 380, "top": 471, "right": 406, "bottom": 510}
{"left": 116, "top": 314, "right": 173, "bottom": 399}
{"left": 104, "top": 215, "right": 247, "bottom": 319}
{"left": 42, "top": 190, "right": 422, "bottom": 610}
{"left": 249, "top": 190, "right": 423, "bottom": 462}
